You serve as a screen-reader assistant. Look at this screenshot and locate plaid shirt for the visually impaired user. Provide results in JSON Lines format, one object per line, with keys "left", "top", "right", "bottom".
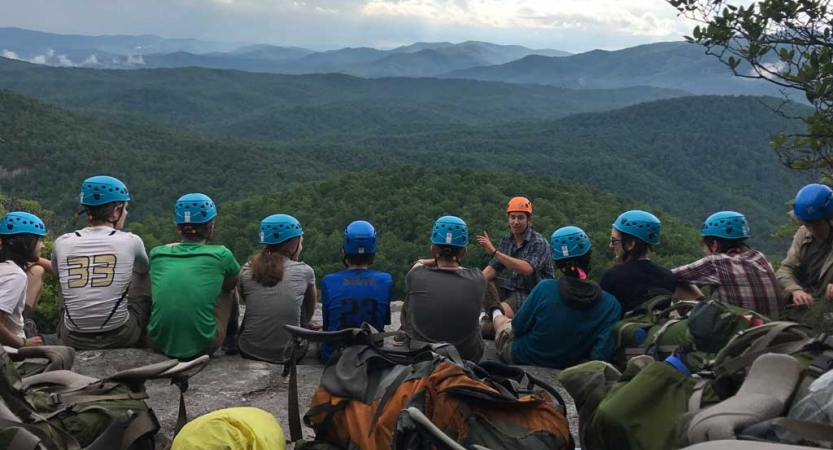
{"left": 672, "top": 249, "right": 785, "bottom": 319}
{"left": 489, "top": 226, "right": 554, "bottom": 293}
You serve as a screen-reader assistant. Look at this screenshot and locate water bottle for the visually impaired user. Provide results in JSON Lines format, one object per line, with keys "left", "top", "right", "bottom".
{"left": 664, "top": 354, "right": 690, "bottom": 377}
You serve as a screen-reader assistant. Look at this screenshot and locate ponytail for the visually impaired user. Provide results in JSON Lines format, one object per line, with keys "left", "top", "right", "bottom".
{"left": 249, "top": 237, "right": 301, "bottom": 287}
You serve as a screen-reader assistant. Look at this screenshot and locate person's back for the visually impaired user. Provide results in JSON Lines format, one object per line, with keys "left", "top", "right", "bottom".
{"left": 403, "top": 216, "right": 485, "bottom": 362}
{"left": 492, "top": 226, "right": 621, "bottom": 369}
{"left": 600, "top": 260, "right": 675, "bottom": 313}
{"left": 320, "top": 220, "right": 392, "bottom": 361}
{"left": 321, "top": 268, "right": 392, "bottom": 360}
{"left": 148, "top": 194, "right": 240, "bottom": 359}
{"left": 511, "top": 277, "right": 621, "bottom": 368}
{"left": 238, "top": 258, "right": 315, "bottom": 361}
{"left": 237, "top": 214, "right": 316, "bottom": 363}
{"left": 405, "top": 265, "right": 485, "bottom": 361}
{"left": 52, "top": 176, "right": 151, "bottom": 349}
{"left": 674, "top": 211, "right": 783, "bottom": 318}
{"left": 600, "top": 210, "right": 675, "bottom": 314}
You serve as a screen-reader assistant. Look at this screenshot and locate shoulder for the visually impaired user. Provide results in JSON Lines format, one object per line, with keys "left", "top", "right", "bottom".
{"left": 0, "top": 262, "right": 26, "bottom": 280}
{"left": 53, "top": 232, "right": 77, "bottom": 246}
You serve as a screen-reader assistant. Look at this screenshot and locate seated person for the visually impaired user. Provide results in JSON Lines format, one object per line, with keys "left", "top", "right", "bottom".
{"left": 0, "top": 212, "right": 47, "bottom": 348}
{"left": 490, "top": 226, "right": 621, "bottom": 369}
{"left": 674, "top": 211, "right": 783, "bottom": 318}
{"left": 320, "top": 220, "right": 392, "bottom": 362}
{"left": 52, "top": 176, "right": 151, "bottom": 349}
{"left": 600, "top": 210, "right": 676, "bottom": 315}
{"left": 148, "top": 194, "right": 240, "bottom": 359}
{"left": 476, "top": 196, "right": 554, "bottom": 318}
{"left": 777, "top": 184, "right": 833, "bottom": 307}
{"left": 402, "top": 216, "right": 486, "bottom": 362}
{"left": 237, "top": 214, "right": 316, "bottom": 363}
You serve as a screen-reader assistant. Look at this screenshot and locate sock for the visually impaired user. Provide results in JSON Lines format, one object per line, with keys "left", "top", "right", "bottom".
{"left": 491, "top": 309, "right": 504, "bottom": 320}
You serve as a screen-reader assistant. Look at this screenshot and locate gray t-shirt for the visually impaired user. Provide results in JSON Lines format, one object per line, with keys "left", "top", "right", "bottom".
{"left": 238, "top": 258, "right": 315, "bottom": 362}
{"left": 403, "top": 265, "right": 485, "bottom": 362}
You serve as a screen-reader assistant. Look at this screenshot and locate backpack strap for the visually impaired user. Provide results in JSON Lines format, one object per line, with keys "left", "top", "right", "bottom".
{"left": 688, "top": 377, "right": 710, "bottom": 412}
{"left": 397, "top": 407, "right": 468, "bottom": 450}
{"left": 714, "top": 339, "right": 812, "bottom": 379}
{"left": 0, "top": 416, "right": 82, "bottom": 450}
{"left": 0, "top": 426, "right": 42, "bottom": 450}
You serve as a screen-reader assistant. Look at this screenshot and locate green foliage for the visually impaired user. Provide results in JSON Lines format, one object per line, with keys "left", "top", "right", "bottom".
{"left": 669, "top": 0, "right": 833, "bottom": 178}
{"left": 0, "top": 58, "right": 687, "bottom": 142}
{"left": 133, "top": 167, "right": 706, "bottom": 300}
{"left": 0, "top": 90, "right": 809, "bottom": 256}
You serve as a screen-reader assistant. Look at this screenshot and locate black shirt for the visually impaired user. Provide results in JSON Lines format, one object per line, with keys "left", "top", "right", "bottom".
{"left": 599, "top": 260, "right": 676, "bottom": 315}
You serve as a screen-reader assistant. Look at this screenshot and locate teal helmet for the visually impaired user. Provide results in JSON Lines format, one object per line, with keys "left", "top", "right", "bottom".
{"left": 793, "top": 183, "right": 833, "bottom": 222}
{"left": 175, "top": 193, "right": 217, "bottom": 224}
{"left": 80, "top": 175, "right": 130, "bottom": 206}
{"left": 343, "top": 221, "right": 377, "bottom": 255}
{"left": 613, "top": 210, "right": 662, "bottom": 245}
{"left": 551, "top": 226, "right": 591, "bottom": 261}
{"left": 0, "top": 212, "right": 46, "bottom": 236}
{"left": 702, "top": 211, "right": 750, "bottom": 240}
{"left": 431, "top": 216, "right": 468, "bottom": 248}
{"left": 260, "top": 214, "right": 303, "bottom": 245}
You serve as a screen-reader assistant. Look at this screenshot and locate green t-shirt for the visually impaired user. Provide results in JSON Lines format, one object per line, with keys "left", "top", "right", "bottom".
{"left": 148, "top": 242, "right": 241, "bottom": 358}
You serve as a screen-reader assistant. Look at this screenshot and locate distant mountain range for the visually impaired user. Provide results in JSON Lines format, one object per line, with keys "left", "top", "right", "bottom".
{"left": 0, "top": 27, "right": 570, "bottom": 78}
{"left": 442, "top": 41, "right": 784, "bottom": 96}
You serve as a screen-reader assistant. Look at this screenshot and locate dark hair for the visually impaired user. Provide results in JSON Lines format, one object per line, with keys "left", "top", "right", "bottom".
{"left": 703, "top": 236, "right": 748, "bottom": 254}
{"left": 250, "top": 237, "right": 301, "bottom": 287}
{"left": 0, "top": 234, "right": 41, "bottom": 269}
{"left": 177, "top": 221, "right": 213, "bottom": 241}
{"left": 621, "top": 233, "right": 653, "bottom": 263}
{"left": 432, "top": 244, "right": 465, "bottom": 262}
{"left": 555, "top": 251, "right": 593, "bottom": 278}
{"left": 85, "top": 202, "right": 125, "bottom": 224}
{"left": 344, "top": 253, "right": 375, "bottom": 267}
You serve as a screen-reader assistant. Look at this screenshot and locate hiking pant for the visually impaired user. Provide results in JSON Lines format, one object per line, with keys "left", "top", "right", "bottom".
{"left": 495, "top": 321, "right": 515, "bottom": 364}
{"left": 58, "top": 271, "right": 152, "bottom": 350}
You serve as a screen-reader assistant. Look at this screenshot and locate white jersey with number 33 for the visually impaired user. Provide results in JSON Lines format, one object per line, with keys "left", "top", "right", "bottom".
{"left": 51, "top": 227, "right": 149, "bottom": 333}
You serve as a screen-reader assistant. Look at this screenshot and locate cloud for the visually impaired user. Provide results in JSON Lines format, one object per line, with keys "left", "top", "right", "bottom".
{"left": 1, "top": 50, "right": 22, "bottom": 60}
{"left": 127, "top": 54, "right": 146, "bottom": 65}
{"left": 361, "top": 0, "right": 689, "bottom": 37}
{"left": 82, "top": 54, "right": 99, "bottom": 65}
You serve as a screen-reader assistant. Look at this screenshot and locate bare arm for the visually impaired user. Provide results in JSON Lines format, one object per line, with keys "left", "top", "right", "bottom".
{"left": 303, "top": 283, "right": 317, "bottom": 324}
{"left": 482, "top": 265, "right": 498, "bottom": 281}
{"left": 222, "top": 275, "right": 239, "bottom": 292}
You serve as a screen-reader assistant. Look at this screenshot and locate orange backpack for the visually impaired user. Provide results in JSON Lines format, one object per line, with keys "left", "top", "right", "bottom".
{"left": 283, "top": 325, "right": 574, "bottom": 450}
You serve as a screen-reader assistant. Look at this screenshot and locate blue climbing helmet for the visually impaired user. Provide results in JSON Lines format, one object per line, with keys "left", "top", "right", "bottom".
{"left": 175, "top": 193, "right": 217, "bottom": 224}
{"left": 79, "top": 175, "right": 130, "bottom": 206}
{"left": 702, "top": 211, "right": 750, "bottom": 240}
{"left": 343, "top": 220, "right": 378, "bottom": 255}
{"left": 0, "top": 212, "right": 47, "bottom": 236}
{"left": 793, "top": 183, "right": 833, "bottom": 222}
{"left": 613, "top": 210, "right": 662, "bottom": 245}
{"left": 431, "top": 216, "right": 469, "bottom": 248}
{"left": 550, "top": 226, "right": 591, "bottom": 261}
{"left": 260, "top": 214, "right": 303, "bottom": 245}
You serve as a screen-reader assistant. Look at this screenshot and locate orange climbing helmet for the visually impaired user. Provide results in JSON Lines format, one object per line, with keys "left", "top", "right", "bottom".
{"left": 506, "top": 196, "right": 533, "bottom": 215}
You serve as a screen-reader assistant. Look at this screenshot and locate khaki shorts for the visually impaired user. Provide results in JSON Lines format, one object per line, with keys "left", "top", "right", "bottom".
{"left": 59, "top": 271, "right": 152, "bottom": 350}
{"left": 495, "top": 321, "right": 515, "bottom": 365}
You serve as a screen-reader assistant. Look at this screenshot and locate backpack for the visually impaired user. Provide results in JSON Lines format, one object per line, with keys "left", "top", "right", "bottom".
{"left": 614, "top": 295, "right": 771, "bottom": 373}
{"left": 281, "top": 324, "right": 574, "bottom": 450}
{"left": 559, "top": 356, "right": 694, "bottom": 450}
{"left": 688, "top": 321, "right": 833, "bottom": 411}
{"left": 0, "top": 345, "right": 209, "bottom": 450}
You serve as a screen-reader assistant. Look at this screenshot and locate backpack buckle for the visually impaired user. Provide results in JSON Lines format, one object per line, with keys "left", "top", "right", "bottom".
{"left": 47, "top": 393, "right": 62, "bottom": 407}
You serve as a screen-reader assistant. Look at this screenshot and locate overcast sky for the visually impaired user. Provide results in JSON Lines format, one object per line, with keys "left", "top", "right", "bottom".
{"left": 0, "top": 0, "right": 700, "bottom": 52}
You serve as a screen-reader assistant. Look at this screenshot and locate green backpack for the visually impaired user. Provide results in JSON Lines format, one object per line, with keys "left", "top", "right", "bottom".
{"left": 688, "top": 321, "right": 833, "bottom": 411}
{"left": 613, "top": 292, "right": 699, "bottom": 366}
{"left": 0, "top": 345, "right": 209, "bottom": 450}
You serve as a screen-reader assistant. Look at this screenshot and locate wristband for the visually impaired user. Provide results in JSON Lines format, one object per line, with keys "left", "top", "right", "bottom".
{"left": 22, "top": 337, "right": 27, "bottom": 347}
{"left": 492, "top": 249, "right": 498, "bottom": 257}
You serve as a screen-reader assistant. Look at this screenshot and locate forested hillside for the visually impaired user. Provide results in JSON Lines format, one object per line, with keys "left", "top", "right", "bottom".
{"left": 0, "top": 57, "right": 689, "bottom": 140}
{"left": 129, "top": 167, "right": 705, "bottom": 300}
{"left": 0, "top": 90, "right": 807, "bottom": 254}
